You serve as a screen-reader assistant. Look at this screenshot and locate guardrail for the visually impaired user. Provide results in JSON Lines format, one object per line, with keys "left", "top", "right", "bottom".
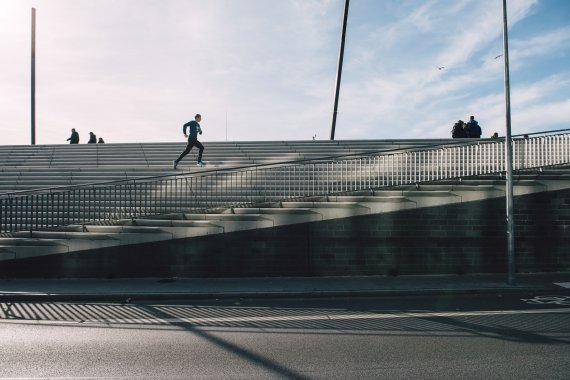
{"left": 1, "top": 131, "right": 570, "bottom": 233}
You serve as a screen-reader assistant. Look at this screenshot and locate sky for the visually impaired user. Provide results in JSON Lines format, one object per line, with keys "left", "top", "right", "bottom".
{"left": 1, "top": 0, "right": 569, "bottom": 145}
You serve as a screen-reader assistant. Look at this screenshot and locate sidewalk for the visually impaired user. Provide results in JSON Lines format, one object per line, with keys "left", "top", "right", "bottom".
{"left": 1, "top": 273, "right": 569, "bottom": 302}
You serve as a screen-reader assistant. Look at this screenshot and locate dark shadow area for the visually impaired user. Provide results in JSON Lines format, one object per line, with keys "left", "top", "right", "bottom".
{"left": 5, "top": 186, "right": 569, "bottom": 279}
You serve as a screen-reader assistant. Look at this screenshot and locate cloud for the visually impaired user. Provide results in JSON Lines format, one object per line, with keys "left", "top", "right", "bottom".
{"left": 509, "top": 73, "right": 570, "bottom": 132}
{"left": 511, "top": 26, "right": 570, "bottom": 63}
{"left": 333, "top": 0, "right": 570, "bottom": 140}
{"left": 0, "top": 0, "right": 346, "bottom": 144}
{"left": 0, "top": 0, "right": 568, "bottom": 146}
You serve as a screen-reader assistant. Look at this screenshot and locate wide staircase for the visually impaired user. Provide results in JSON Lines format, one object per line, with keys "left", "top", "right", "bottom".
{"left": 0, "top": 140, "right": 438, "bottom": 193}
{"left": 1, "top": 132, "right": 570, "bottom": 276}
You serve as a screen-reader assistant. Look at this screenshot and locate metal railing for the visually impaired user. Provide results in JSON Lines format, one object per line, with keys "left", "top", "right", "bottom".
{"left": 1, "top": 131, "right": 570, "bottom": 233}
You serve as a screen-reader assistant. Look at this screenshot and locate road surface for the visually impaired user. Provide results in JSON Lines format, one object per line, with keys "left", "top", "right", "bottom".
{"left": 1, "top": 292, "right": 569, "bottom": 379}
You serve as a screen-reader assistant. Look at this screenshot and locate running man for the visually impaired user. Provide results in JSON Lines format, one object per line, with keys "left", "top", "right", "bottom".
{"left": 173, "top": 114, "right": 205, "bottom": 169}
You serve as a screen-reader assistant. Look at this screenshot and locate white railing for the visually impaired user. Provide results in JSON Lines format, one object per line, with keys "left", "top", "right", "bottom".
{"left": 1, "top": 132, "right": 570, "bottom": 233}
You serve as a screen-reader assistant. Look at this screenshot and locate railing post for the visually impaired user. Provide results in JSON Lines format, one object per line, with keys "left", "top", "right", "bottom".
{"left": 9, "top": 197, "right": 14, "bottom": 232}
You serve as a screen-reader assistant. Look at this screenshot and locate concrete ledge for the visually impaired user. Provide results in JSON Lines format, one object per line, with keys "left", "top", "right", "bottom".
{"left": 0, "top": 273, "right": 568, "bottom": 302}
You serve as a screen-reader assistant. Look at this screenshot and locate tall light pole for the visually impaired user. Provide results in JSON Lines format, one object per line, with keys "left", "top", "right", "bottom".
{"left": 502, "top": 0, "right": 516, "bottom": 285}
{"left": 31, "top": 8, "right": 36, "bottom": 145}
{"left": 330, "top": 0, "right": 349, "bottom": 141}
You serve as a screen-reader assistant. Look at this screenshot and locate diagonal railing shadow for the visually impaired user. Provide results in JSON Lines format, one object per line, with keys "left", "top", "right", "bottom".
{"left": 415, "top": 314, "right": 566, "bottom": 344}
{"left": 1, "top": 301, "right": 569, "bottom": 345}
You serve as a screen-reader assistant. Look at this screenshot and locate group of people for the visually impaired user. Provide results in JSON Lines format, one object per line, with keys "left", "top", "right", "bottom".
{"left": 451, "top": 116, "right": 482, "bottom": 138}
{"left": 65, "top": 113, "right": 207, "bottom": 170}
{"left": 66, "top": 112, "right": 507, "bottom": 171}
{"left": 67, "top": 129, "right": 105, "bottom": 144}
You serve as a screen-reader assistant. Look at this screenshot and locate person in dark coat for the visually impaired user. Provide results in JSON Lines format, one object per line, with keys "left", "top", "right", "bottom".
{"left": 465, "top": 116, "right": 482, "bottom": 138}
{"left": 173, "top": 114, "right": 205, "bottom": 169}
{"left": 67, "top": 128, "right": 79, "bottom": 144}
{"left": 452, "top": 120, "right": 466, "bottom": 138}
{"left": 88, "top": 132, "right": 97, "bottom": 144}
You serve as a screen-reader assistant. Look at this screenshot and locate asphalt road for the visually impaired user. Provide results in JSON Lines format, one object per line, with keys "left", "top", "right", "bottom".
{"left": 1, "top": 292, "right": 569, "bottom": 379}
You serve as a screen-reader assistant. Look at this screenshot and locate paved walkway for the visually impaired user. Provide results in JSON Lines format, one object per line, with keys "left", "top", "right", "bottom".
{"left": 1, "top": 273, "right": 569, "bottom": 302}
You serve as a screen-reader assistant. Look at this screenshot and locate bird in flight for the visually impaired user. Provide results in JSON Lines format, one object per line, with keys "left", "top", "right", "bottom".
{"left": 495, "top": 54, "right": 504, "bottom": 59}
{"left": 437, "top": 66, "right": 445, "bottom": 70}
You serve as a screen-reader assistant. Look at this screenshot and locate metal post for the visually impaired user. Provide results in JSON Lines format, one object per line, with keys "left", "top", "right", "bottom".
{"left": 502, "top": 0, "right": 516, "bottom": 285}
{"left": 330, "top": 0, "right": 349, "bottom": 141}
{"left": 31, "top": 8, "right": 36, "bottom": 145}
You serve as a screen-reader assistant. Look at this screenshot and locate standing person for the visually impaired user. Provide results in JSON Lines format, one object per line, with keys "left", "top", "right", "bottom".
{"left": 451, "top": 120, "right": 466, "bottom": 138}
{"left": 465, "top": 115, "right": 482, "bottom": 138}
{"left": 67, "top": 128, "right": 79, "bottom": 144}
{"left": 88, "top": 132, "right": 97, "bottom": 144}
{"left": 173, "top": 114, "right": 205, "bottom": 169}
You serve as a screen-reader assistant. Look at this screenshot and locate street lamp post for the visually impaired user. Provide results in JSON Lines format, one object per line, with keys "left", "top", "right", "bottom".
{"left": 330, "top": 0, "right": 349, "bottom": 141}
{"left": 502, "top": 0, "right": 516, "bottom": 285}
{"left": 31, "top": 8, "right": 36, "bottom": 145}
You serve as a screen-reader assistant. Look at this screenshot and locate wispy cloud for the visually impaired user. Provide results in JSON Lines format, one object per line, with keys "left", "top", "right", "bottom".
{"left": 511, "top": 26, "right": 570, "bottom": 62}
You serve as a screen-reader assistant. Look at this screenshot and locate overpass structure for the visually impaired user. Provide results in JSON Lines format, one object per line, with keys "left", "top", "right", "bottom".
{"left": 1, "top": 131, "right": 570, "bottom": 277}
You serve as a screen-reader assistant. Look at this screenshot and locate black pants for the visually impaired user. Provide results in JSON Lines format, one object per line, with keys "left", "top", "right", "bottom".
{"left": 176, "top": 138, "right": 204, "bottom": 163}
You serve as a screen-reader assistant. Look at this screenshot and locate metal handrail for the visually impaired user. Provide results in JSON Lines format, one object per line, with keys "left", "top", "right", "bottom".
{"left": 1, "top": 131, "right": 570, "bottom": 233}
{"left": 3, "top": 128, "right": 569, "bottom": 198}
{"left": 0, "top": 139, "right": 470, "bottom": 197}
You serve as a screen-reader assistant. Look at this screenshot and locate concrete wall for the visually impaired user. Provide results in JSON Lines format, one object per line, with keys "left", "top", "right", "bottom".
{"left": 2, "top": 188, "right": 569, "bottom": 278}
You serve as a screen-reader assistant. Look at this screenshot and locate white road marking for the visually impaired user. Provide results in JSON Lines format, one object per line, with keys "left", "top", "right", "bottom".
{"left": 521, "top": 295, "right": 570, "bottom": 305}
{"left": 554, "top": 282, "right": 570, "bottom": 288}
{"left": 1, "top": 307, "right": 569, "bottom": 326}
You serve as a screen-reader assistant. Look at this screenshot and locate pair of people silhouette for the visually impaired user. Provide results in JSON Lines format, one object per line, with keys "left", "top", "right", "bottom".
{"left": 452, "top": 116, "right": 481, "bottom": 138}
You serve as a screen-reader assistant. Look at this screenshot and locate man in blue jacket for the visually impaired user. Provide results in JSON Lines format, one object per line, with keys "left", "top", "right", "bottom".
{"left": 465, "top": 115, "right": 482, "bottom": 138}
{"left": 173, "top": 114, "right": 205, "bottom": 169}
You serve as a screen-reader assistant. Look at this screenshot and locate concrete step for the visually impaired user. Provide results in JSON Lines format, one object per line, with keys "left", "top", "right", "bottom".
{"left": 0, "top": 227, "right": 175, "bottom": 261}
{"left": 327, "top": 195, "right": 425, "bottom": 212}
{"left": 120, "top": 220, "right": 223, "bottom": 239}
{"left": 91, "top": 214, "right": 273, "bottom": 236}
{"left": 0, "top": 237, "right": 66, "bottom": 246}
{"left": 280, "top": 201, "right": 371, "bottom": 219}
{"left": 0, "top": 244, "right": 70, "bottom": 260}
{"left": 12, "top": 230, "right": 118, "bottom": 240}
{"left": 228, "top": 207, "right": 324, "bottom": 225}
